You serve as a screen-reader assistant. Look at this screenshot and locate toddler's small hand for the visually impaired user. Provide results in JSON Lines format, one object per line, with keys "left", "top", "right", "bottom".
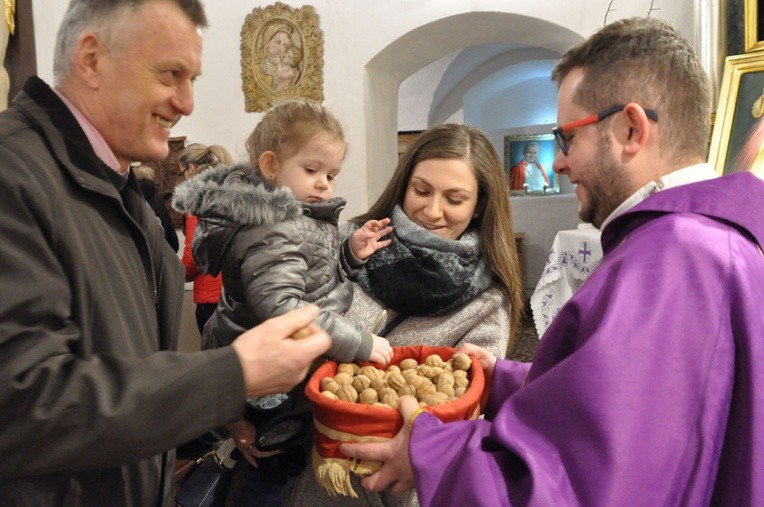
{"left": 369, "top": 335, "right": 393, "bottom": 365}
{"left": 350, "top": 218, "right": 393, "bottom": 260}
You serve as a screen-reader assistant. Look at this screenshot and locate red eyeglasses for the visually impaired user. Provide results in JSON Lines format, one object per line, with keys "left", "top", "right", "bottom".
{"left": 552, "top": 105, "right": 659, "bottom": 155}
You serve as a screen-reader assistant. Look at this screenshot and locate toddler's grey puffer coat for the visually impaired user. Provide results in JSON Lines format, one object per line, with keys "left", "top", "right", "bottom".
{"left": 173, "top": 164, "right": 372, "bottom": 361}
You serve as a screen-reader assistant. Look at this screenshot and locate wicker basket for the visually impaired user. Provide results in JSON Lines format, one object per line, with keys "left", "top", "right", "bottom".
{"left": 304, "top": 345, "right": 484, "bottom": 497}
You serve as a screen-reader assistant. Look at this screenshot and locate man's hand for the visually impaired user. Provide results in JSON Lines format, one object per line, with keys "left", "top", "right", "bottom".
{"left": 340, "top": 396, "right": 419, "bottom": 495}
{"left": 349, "top": 218, "right": 392, "bottom": 261}
{"left": 458, "top": 344, "right": 496, "bottom": 408}
{"left": 232, "top": 305, "right": 331, "bottom": 397}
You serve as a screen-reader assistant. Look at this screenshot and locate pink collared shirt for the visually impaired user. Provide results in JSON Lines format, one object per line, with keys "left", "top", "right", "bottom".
{"left": 52, "top": 88, "right": 125, "bottom": 176}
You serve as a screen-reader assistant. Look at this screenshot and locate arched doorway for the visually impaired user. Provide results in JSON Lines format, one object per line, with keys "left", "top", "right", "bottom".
{"left": 363, "top": 11, "right": 582, "bottom": 204}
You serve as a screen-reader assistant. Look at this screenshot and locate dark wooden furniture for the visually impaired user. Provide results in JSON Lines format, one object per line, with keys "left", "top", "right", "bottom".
{"left": 146, "top": 136, "right": 187, "bottom": 229}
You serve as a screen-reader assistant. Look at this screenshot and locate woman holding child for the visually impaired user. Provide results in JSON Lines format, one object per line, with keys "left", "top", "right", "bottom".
{"left": 173, "top": 100, "right": 393, "bottom": 506}
{"left": 287, "top": 123, "right": 524, "bottom": 506}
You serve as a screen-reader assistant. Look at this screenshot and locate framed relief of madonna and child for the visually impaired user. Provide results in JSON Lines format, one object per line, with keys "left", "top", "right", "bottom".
{"left": 241, "top": 2, "right": 324, "bottom": 112}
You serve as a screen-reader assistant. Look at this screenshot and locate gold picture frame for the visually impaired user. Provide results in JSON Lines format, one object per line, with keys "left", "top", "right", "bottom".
{"left": 744, "top": 0, "right": 764, "bottom": 52}
{"left": 396, "top": 130, "right": 422, "bottom": 161}
{"left": 240, "top": 2, "right": 324, "bottom": 113}
{"left": 708, "top": 51, "right": 764, "bottom": 174}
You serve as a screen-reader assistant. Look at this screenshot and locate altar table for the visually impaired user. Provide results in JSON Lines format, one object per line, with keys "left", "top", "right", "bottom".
{"left": 530, "top": 223, "right": 602, "bottom": 338}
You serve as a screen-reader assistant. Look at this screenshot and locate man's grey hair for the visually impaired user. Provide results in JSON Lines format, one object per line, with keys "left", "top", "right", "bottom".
{"left": 53, "top": 0, "right": 207, "bottom": 84}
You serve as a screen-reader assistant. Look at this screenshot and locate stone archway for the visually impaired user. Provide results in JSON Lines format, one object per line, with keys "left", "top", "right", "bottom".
{"left": 362, "top": 11, "right": 582, "bottom": 205}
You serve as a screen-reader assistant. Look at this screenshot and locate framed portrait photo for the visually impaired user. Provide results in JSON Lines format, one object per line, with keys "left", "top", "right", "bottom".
{"left": 504, "top": 133, "right": 559, "bottom": 196}
{"left": 708, "top": 51, "right": 764, "bottom": 174}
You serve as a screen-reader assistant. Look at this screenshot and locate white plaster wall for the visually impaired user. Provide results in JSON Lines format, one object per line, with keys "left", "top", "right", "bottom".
{"left": 398, "top": 52, "right": 458, "bottom": 131}
{"left": 511, "top": 194, "right": 582, "bottom": 294}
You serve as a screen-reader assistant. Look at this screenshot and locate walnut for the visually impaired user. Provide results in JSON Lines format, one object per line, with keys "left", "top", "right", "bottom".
{"left": 417, "top": 365, "right": 444, "bottom": 380}
{"left": 431, "top": 371, "right": 449, "bottom": 385}
{"left": 452, "top": 369, "right": 468, "bottom": 379}
{"left": 386, "top": 365, "right": 401, "bottom": 375}
{"left": 408, "top": 375, "right": 431, "bottom": 388}
{"left": 401, "top": 369, "right": 419, "bottom": 383}
{"left": 454, "top": 386, "right": 467, "bottom": 397}
{"left": 359, "top": 365, "right": 384, "bottom": 380}
{"left": 320, "top": 377, "right": 340, "bottom": 394}
{"left": 399, "top": 358, "right": 418, "bottom": 371}
{"left": 321, "top": 390, "right": 338, "bottom": 400}
{"left": 436, "top": 372, "right": 455, "bottom": 388}
{"left": 359, "top": 388, "right": 379, "bottom": 404}
{"left": 436, "top": 384, "right": 455, "bottom": 397}
{"left": 291, "top": 327, "right": 312, "bottom": 340}
{"left": 453, "top": 354, "right": 472, "bottom": 371}
{"left": 369, "top": 377, "right": 388, "bottom": 391}
{"left": 336, "top": 384, "right": 359, "bottom": 403}
{"left": 454, "top": 376, "right": 469, "bottom": 390}
{"left": 424, "top": 354, "right": 445, "bottom": 368}
{"left": 378, "top": 387, "right": 397, "bottom": 401}
{"left": 351, "top": 374, "right": 371, "bottom": 393}
{"left": 397, "top": 384, "right": 417, "bottom": 397}
{"left": 333, "top": 372, "right": 353, "bottom": 386}
{"left": 319, "top": 376, "right": 333, "bottom": 390}
{"left": 386, "top": 372, "right": 406, "bottom": 390}
{"left": 415, "top": 382, "right": 437, "bottom": 399}
{"left": 337, "top": 363, "right": 358, "bottom": 375}
{"left": 381, "top": 392, "right": 400, "bottom": 408}
{"left": 420, "top": 392, "right": 449, "bottom": 406}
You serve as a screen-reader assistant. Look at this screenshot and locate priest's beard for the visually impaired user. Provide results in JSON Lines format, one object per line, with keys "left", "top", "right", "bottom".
{"left": 579, "top": 135, "right": 632, "bottom": 228}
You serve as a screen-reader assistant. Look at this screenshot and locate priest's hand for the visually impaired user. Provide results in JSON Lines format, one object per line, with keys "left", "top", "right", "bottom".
{"left": 458, "top": 344, "right": 496, "bottom": 408}
{"left": 340, "top": 395, "right": 419, "bottom": 495}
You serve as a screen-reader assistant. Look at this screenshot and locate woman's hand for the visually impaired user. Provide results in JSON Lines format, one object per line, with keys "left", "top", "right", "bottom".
{"left": 349, "top": 218, "right": 392, "bottom": 260}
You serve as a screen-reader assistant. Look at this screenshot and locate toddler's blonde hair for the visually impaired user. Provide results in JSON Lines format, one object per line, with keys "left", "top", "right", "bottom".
{"left": 245, "top": 100, "right": 346, "bottom": 174}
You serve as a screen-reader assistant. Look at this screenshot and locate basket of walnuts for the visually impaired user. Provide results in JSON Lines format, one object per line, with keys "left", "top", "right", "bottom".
{"left": 304, "top": 345, "right": 484, "bottom": 497}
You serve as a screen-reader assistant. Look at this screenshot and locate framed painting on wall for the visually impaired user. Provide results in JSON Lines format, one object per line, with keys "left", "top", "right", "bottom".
{"left": 504, "top": 134, "right": 559, "bottom": 195}
{"left": 397, "top": 130, "right": 422, "bottom": 161}
{"left": 708, "top": 51, "right": 764, "bottom": 174}
{"left": 744, "top": 0, "right": 764, "bottom": 52}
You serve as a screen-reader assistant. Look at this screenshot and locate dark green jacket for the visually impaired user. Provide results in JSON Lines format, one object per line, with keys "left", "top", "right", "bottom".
{"left": 0, "top": 77, "right": 245, "bottom": 506}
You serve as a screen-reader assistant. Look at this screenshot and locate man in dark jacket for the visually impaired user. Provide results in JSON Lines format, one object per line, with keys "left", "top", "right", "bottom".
{"left": 0, "top": 1, "right": 330, "bottom": 505}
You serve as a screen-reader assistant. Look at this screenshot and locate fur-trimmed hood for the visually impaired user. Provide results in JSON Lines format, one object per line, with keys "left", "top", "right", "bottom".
{"left": 171, "top": 163, "right": 370, "bottom": 362}
{"left": 172, "top": 163, "right": 301, "bottom": 226}
{"left": 171, "top": 163, "right": 346, "bottom": 275}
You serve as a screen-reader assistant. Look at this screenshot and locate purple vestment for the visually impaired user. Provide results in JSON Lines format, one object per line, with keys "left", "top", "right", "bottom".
{"left": 410, "top": 172, "right": 764, "bottom": 506}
